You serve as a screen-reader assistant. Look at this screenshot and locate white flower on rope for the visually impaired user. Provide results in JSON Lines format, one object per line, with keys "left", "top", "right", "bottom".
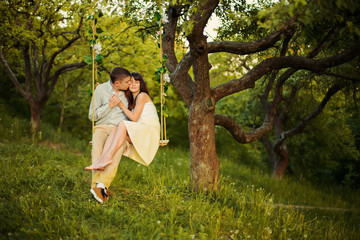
{"left": 161, "top": 11, "right": 168, "bottom": 24}
{"left": 92, "top": 42, "right": 102, "bottom": 55}
{"left": 164, "top": 74, "right": 170, "bottom": 83}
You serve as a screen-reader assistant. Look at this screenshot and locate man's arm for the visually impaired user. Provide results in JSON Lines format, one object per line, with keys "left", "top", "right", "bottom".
{"left": 89, "top": 86, "right": 112, "bottom": 121}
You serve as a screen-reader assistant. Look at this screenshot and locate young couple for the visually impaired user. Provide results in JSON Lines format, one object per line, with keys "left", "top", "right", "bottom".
{"left": 86, "top": 67, "right": 160, "bottom": 203}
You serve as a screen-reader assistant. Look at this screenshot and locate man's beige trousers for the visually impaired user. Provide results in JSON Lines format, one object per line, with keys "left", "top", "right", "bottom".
{"left": 91, "top": 124, "right": 127, "bottom": 189}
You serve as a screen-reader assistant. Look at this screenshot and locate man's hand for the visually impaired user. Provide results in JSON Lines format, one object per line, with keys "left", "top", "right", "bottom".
{"left": 109, "top": 94, "right": 121, "bottom": 108}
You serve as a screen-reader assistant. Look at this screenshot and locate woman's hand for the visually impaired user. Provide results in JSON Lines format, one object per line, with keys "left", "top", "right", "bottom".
{"left": 119, "top": 93, "right": 149, "bottom": 122}
{"left": 117, "top": 100, "right": 125, "bottom": 109}
{"left": 109, "top": 94, "right": 121, "bottom": 108}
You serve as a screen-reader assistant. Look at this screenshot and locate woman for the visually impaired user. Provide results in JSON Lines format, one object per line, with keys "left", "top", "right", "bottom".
{"left": 86, "top": 72, "right": 160, "bottom": 170}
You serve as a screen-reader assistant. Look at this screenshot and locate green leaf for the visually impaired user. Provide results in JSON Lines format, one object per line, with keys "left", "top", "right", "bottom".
{"left": 96, "top": 28, "right": 104, "bottom": 34}
{"left": 162, "top": 54, "right": 168, "bottom": 61}
{"left": 163, "top": 105, "right": 169, "bottom": 118}
{"left": 154, "top": 12, "right": 161, "bottom": 22}
{"left": 154, "top": 72, "right": 161, "bottom": 83}
{"left": 86, "top": 15, "right": 91, "bottom": 21}
{"left": 84, "top": 55, "right": 93, "bottom": 65}
{"left": 157, "top": 67, "right": 165, "bottom": 73}
{"left": 97, "top": 10, "right": 104, "bottom": 18}
{"left": 94, "top": 54, "right": 103, "bottom": 64}
{"left": 87, "top": 88, "right": 93, "bottom": 97}
{"left": 89, "top": 39, "right": 96, "bottom": 45}
{"left": 164, "top": 84, "right": 168, "bottom": 93}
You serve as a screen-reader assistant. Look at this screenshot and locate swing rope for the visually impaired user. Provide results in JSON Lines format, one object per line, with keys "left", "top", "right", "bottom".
{"left": 159, "top": 19, "right": 169, "bottom": 147}
{"left": 91, "top": 10, "right": 96, "bottom": 134}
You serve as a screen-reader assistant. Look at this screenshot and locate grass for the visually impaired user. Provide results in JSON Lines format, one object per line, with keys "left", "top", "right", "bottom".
{"left": 0, "top": 143, "right": 359, "bottom": 240}
{"left": 0, "top": 112, "right": 359, "bottom": 239}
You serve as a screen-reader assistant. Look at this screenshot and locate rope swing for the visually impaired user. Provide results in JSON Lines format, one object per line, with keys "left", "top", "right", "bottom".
{"left": 89, "top": 5, "right": 169, "bottom": 146}
{"left": 91, "top": 10, "right": 96, "bottom": 134}
{"left": 158, "top": 19, "right": 169, "bottom": 147}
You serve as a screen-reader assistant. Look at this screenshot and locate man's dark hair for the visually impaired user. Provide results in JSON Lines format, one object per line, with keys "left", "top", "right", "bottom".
{"left": 110, "top": 67, "right": 131, "bottom": 83}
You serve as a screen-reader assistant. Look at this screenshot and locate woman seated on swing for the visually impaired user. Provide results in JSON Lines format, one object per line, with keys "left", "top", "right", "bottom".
{"left": 86, "top": 72, "right": 160, "bottom": 170}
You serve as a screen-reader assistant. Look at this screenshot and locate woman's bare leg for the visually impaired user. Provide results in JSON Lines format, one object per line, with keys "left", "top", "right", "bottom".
{"left": 94, "top": 122, "right": 128, "bottom": 169}
{"left": 126, "top": 135, "right": 132, "bottom": 145}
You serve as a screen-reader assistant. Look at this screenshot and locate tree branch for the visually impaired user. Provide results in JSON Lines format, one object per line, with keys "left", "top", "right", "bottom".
{"left": 0, "top": 49, "right": 27, "bottom": 99}
{"left": 44, "top": 16, "right": 84, "bottom": 81}
{"left": 212, "top": 44, "right": 360, "bottom": 102}
{"left": 274, "top": 83, "right": 345, "bottom": 150}
{"left": 23, "top": 45, "right": 33, "bottom": 101}
{"left": 163, "top": 4, "right": 195, "bottom": 106}
{"left": 214, "top": 28, "right": 355, "bottom": 144}
{"left": 259, "top": 33, "right": 293, "bottom": 109}
{"left": 208, "top": 18, "right": 297, "bottom": 55}
{"left": 40, "top": 39, "right": 48, "bottom": 86}
{"left": 170, "top": 51, "right": 192, "bottom": 84}
{"left": 214, "top": 113, "right": 274, "bottom": 143}
{"left": 187, "top": 0, "right": 220, "bottom": 39}
{"left": 321, "top": 71, "right": 360, "bottom": 82}
{"left": 46, "top": 61, "right": 86, "bottom": 99}
{"left": 273, "top": 86, "right": 297, "bottom": 141}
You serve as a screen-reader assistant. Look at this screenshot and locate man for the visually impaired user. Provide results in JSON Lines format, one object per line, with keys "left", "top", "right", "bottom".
{"left": 88, "top": 67, "right": 132, "bottom": 203}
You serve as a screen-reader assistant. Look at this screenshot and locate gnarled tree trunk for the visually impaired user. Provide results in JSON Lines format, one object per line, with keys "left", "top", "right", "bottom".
{"left": 189, "top": 101, "right": 219, "bottom": 192}
{"left": 188, "top": 31, "right": 220, "bottom": 192}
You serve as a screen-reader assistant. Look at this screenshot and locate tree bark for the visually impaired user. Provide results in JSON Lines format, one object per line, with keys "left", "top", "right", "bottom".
{"left": 30, "top": 102, "right": 42, "bottom": 133}
{"left": 261, "top": 135, "right": 291, "bottom": 178}
{"left": 187, "top": 0, "right": 220, "bottom": 192}
{"left": 188, "top": 34, "right": 220, "bottom": 192}
{"left": 189, "top": 102, "right": 219, "bottom": 192}
{"left": 58, "top": 78, "right": 68, "bottom": 133}
{"left": 272, "top": 144, "right": 291, "bottom": 177}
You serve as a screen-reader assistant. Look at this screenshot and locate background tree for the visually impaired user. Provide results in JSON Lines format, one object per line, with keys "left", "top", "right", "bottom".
{"left": 0, "top": 0, "right": 89, "bottom": 132}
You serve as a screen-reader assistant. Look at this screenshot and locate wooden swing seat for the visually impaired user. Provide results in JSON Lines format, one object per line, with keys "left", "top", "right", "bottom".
{"left": 159, "top": 139, "right": 169, "bottom": 146}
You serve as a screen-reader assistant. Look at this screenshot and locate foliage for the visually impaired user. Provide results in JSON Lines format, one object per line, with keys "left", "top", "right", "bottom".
{"left": 285, "top": 83, "right": 360, "bottom": 186}
{"left": 0, "top": 0, "right": 91, "bottom": 131}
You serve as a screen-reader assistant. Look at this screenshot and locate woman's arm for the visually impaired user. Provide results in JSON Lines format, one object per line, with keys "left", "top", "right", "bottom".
{"left": 118, "top": 93, "right": 149, "bottom": 121}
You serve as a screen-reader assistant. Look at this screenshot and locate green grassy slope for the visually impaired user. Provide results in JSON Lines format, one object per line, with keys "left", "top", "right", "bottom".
{"left": 0, "top": 142, "right": 359, "bottom": 240}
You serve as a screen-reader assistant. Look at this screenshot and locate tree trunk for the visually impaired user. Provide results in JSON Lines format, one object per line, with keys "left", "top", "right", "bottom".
{"left": 188, "top": 32, "right": 219, "bottom": 192}
{"left": 272, "top": 144, "right": 290, "bottom": 178}
{"left": 58, "top": 78, "right": 68, "bottom": 133}
{"left": 30, "top": 102, "right": 42, "bottom": 133}
{"left": 189, "top": 104, "right": 219, "bottom": 192}
{"left": 261, "top": 133, "right": 291, "bottom": 178}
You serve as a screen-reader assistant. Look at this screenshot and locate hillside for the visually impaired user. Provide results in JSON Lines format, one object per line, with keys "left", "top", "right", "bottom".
{"left": 1, "top": 140, "right": 359, "bottom": 239}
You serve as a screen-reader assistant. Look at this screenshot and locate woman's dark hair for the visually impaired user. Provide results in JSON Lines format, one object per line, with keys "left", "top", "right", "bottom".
{"left": 110, "top": 67, "right": 131, "bottom": 83}
{"left": 126, "top": 72, "right": 150, "bottom": 110}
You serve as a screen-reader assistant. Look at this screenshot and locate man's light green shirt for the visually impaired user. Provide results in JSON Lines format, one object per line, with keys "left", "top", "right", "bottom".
{"left": 88, "top": 80, "right": 128, "bottom": 125}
